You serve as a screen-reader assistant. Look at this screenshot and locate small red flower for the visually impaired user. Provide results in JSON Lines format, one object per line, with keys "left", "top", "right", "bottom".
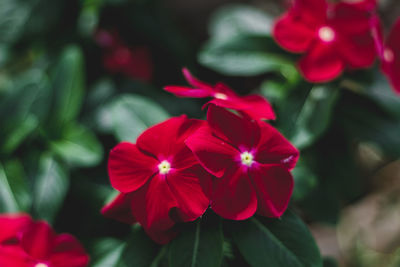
{"left": 0, "top": 213, "right": 89, "bottom": 267}
{"left": 273, "top": 0, "right": 379, "bottom": 82}
{"left": 164, "top": 68, "right": 276, "bottom": 120}
{"left": 103, "top": 115, "right": 210, "bottom": 244}
{"left": 186, "top": 105, "right": 299, "bottom": 220}
{"left": 95, "top": 30, "right": 153, "bottom": 82}
{"left": 381, "top": 18, "right": 400, "bottom": 94}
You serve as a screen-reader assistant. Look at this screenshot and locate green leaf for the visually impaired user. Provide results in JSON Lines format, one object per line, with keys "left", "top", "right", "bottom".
{"left": 119, "top": 226, "right": 161, "bottom": 267}
{"left": 168, "top": 218, "right": 224, "bottom": 267}
{"left": 33, "top": 154, "right": 69, "bottom": 223}
{"left": 50, "top": 123, "right": 103, "bottom": 167}
{"left": 3, "top": 160, "right": 31, "bottom": 211}
{"left": 105, "top": 94, "right": 169, "bottom": 142}
{"left": 49, "top": 45, "right": 85, "bottom": 128}
{"left": 0, "top": 0, "right": 30, "bottom": 43}
{"left": 0, "top": 162, "right": 19, "bottom": 212}
{"left": 209, "top": 4, "right": 273, "bottom": 42}
{"left": 292, "top": 158, "right": 318, "bottom": 201}
{"left": 199, "top": 36, "right": 292, "bottom": 76}
{"left": 282, "top": 85, "right": 339, "bottom": 150}
{"left": 90, "top": 238, "right": 126, "bottom": 267}
{"left": 229, "top": 210, "right": 323, "bottom": 267}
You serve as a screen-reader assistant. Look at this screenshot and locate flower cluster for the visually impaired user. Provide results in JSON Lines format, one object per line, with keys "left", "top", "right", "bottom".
{"left": 102, "top": 69, "right": 299, "bottom": 244}
{"left": 0, "top": 214, "right": 89, "bottom": 267}
{"left": 94, "top": 29, "right": 153, "bottom": 81}
{"left": 273, "top": 0, "right": 379, "bottom": 82}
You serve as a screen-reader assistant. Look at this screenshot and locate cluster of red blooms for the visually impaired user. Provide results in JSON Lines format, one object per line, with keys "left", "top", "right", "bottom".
{"left": 0, "top": 214, "right": 89, "bottom": 267}
{"left": 273, "top": 0, "right": 400, "bottom": 94}
{"left": 94, "top": 29, "right": 153, "bottom": 82}
{"left": 102, "top": 69, "right": 299, "bottom": 244}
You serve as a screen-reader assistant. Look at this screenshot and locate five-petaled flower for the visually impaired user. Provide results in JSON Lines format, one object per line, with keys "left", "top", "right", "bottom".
{"left": 102, "top": 115, "right": 210, "bottom": 244}
{"left": 0, "top": 213, "right": 89, "bottom": 267}
{"left": 164, "top": 68, "right": 276, "bottom": 120}
{"left": 381, "top": 18, "right": 400, "bottom": 94}
{"left": 186, "top": 105, "right": 299, "bottom": 220}
{"left": 273, "top": 0, "right": 379, "bottom": 82}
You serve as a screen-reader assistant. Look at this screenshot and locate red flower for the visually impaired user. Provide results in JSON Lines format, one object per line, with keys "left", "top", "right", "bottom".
{"left": 273, "top": 0, "right": 379, "bottom": 82}
{"left": 103, "top": 115, "right": 210, "bottom": 244}
{"left": 94, "top": 30, "right": 153, "bottom": 82}
{"left": 186, "top": 105, "right": 299, "bottom": 220}
{"left": 164, "top": 68, "right": 276, "bottom": 120}
{"left": 0, "top": 213, "right": 89, "bottom": 267}
{"left": 381, "top": 18, "right": 400, "bottom": 94}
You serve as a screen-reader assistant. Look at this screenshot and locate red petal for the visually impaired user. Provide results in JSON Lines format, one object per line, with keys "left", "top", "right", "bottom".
{"left": 108, "top": 142, "right": 157, "bottom": 193}
{"left": 239, "top": 95, "right": 276, "bottom": 120}
{"left": 382, "top": 18, "right": 400, "bottom": 94}
{"left": 101, "top": 193, "right": 136, "bottom": 224}
{"left": 21, "top": 221, "right": 55, "bottom": 260}
{"left": 206, "top": 105, "right": 260, "bottom": 151}
{"left": 182, "top": 68, "right": 214, "bottom": 91}
{"left": 337, "top": 32, "right": 377, "bottom": 68}
{"left": 255, "top": 122, "right": 299, "bottom": 170}
{"left": 298, "top": 42, "right": 344, "bottom": 82}
{"left": 273, "top": 13, "right": 317, "bottom": 53}
{"left": 211, "top": 167, "right": 257, "bottom": 220}
{"left": 0, "top": 245, "right": 32, "bottom": 267}
{"left": 163, "top": 86, "right": 212, "bottom": 98}
{"left": 166, "top": 166, "right": 210, "bottom": 222}
{"left": 250, "top": 164, "right": 294, "bottom": 218}
{"left": 0, "top": 213, "right": 32, "bottom": 243}
{"left": 185, "top": 125, "right": 238, "bottom": 178}
{"left": 49, "top": 234, "right": 89, "bottom": 267}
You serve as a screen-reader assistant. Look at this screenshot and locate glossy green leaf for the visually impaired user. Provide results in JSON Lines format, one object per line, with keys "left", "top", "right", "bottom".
{"left": 0, "top": 162, "right": 19, "bottom": 212}
{"left": 106, "top": 94, "right": 169, "bottom": 142}
{"left": 209, "top": 4, "right": 273, "bottom": 42}
{"left": 119, "top": 226, "right": 161, "bottom": 267}
{"left": 49, "top": 45, "right": 85, "bottom": 128}
{"left": 169, "top": 218, "right": 224, "bottom": 267}
{"left": 230, "top": 210, "right": 323, "bottom": 267}
{"left": 199, "top": 36, "right": 291, "bottom": 76}
{"left": 50, "top": 123, "right": 103, "bottom": 167}
{"left": 33, "top": 154, "right": 69, "bottom": 223}
{"left": 90, "top": 238, "right": 126, "bottom": 267}
{"left": 3, "top": 160, "right": 31, "bottom": 212}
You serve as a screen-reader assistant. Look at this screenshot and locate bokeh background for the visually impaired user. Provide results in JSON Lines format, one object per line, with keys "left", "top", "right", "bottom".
{"left": 1, "top": 0, "right": 400, "bottom": 266}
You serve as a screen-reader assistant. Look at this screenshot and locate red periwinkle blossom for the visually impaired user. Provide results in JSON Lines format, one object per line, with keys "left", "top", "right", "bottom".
{"left": 381, "top": 18, "right": 400, "bottom": 94}
{"left": 102, "top": 115, "right": 210, "bottom": 244}
{"left": 186, "top": 105, "right": 299, "bottom": 220}
{"left": 94, "top": 30, "right": 153, "bottom": 82}
{"left": 164, "top": 68, "right": 276, "bottom": 120}
{"left": 273, "top": 0, "right": 379, "bottom": 82}
{"left": 0, "top": 213, "right": 89, "bottom": 267}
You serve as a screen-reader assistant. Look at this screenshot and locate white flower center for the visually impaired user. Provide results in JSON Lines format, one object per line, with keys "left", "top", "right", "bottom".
{"left": 214, "top": 93, "right": 228, "bottom": 100}
{"left": 240, "top": 152, "right": 254, "bottom": 167}
{"left": 384, "top": 48, "right": 394, "bottom": 63}
{"left": 35, "top": 263, "right": 48, "bottom": 267}
{"left": 158, "top": 160, "right": 171, "bottom": 175}
{"left": 318, "top": 26, "right": 335, "bottom": 42}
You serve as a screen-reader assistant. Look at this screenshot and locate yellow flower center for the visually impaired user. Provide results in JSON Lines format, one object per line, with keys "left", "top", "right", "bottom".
{"left": 158, "top": 160, "right": 171, "bottom": 174}
{"left": 240, "top": 152, "right": 254, "bottom": 167}
{"left": 318, "top": 26, "right": 335, "bottom": 42}
{"left": 214, "top": 93, "right": 228, "bottom": 100}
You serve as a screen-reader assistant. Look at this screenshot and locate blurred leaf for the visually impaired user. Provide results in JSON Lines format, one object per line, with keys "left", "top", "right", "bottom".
{"left": 50, "top": 123, "right": 103, "bottom": 167}
{"left": 282, "top": 85, "right": 339, "bottom": 150}
{"left": 209, "top": 4, "right": 273, "bottom": 42}
{"left": 2, "top": 115, "right": 39, "bottom": 154}
{"left": 33, "top": 154, "right": 69, "bottom": 223}
{"left": 90, "top": 238, "right": 126, "bottom": 267}
{"left": 0, "top": 0, "right": 30, "bottom": 43}
{"left": 0, "top": 162, "right": 19, "bottom": 212}
{"left": 104, "top": 94, "right": 169, "bottom": 142}
{"left": 229, "top": 210, "right": 322, "bottom": 267}
{"left": 292, "top": 158, "right": 318, "bottom": 201}
{"left": 119, "top": 226, "right": 161, "bottom": 267}
{"left": 3, "top": 160, "right": 31, "bottom": 212}
{"left": 199, "top": 36, "right": 291, "bottom": 76}
{"left": 169, "top": 218, "right": 224, "bottom": 267}
{"left": 49, "top": 45, "right": 85, "bottom": 129}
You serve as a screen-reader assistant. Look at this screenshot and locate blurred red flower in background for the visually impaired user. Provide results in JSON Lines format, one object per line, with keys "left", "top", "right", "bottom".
{"left": 95, "top": 30, "right": 153, "bottom": 82}
{"left": 103, "top": 115, "right": 210, "bottom": 244}
{"left": 0, "top": 214, "right": 89, "bottom": 267}
{"left": 381, "top": 18, "right": 400, "bottom": 94}
{"left": 164, "top": 68, "right": 276, "bottom": 120}
{"left": 186, "top": 105, "right": 299, "bottom": 220}
{"left": 273, "top": 0, "right": 379, "bottom": 82}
